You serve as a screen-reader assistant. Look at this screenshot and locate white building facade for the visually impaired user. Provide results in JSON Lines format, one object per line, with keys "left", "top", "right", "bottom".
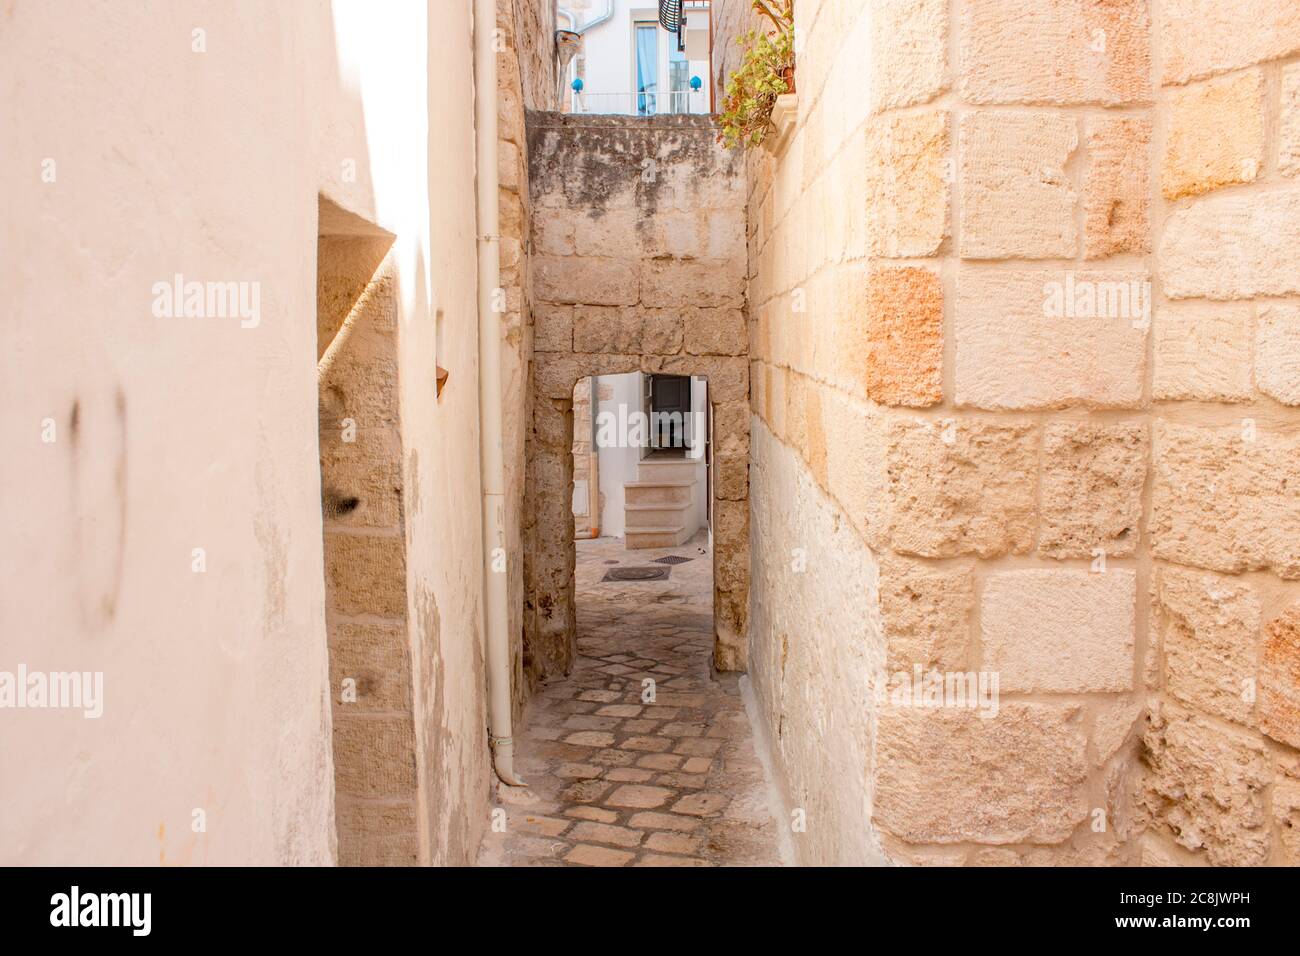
{"left": 559, "top": 1, "right": 713, "bottom": 115}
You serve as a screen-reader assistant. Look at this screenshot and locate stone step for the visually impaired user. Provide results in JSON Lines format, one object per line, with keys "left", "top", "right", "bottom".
{"left": 624, "top": 501, "right": 693, "bottom": 528}
{"left": 624, "top": 525, "right": 691, "bottom": 549}
{"left": 624, "top": 480, "right": 693, "bottom": 506}
{"left": 637, "top": 458, "right": 699, "bottom": 482}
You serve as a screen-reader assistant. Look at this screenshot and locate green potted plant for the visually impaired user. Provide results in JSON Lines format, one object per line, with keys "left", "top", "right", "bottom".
{"left": 718, "top": 0, "right": 795, "bottom": 150}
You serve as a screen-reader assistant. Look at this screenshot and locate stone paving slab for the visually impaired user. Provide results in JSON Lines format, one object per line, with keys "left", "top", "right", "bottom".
{"left": 478, "top": 532, "right": 783, "bottom": 867}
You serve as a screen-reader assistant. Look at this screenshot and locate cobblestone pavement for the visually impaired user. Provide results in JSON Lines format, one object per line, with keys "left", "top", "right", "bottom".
{"left": 478, "top": 532, "right": 784, "bottom": 867}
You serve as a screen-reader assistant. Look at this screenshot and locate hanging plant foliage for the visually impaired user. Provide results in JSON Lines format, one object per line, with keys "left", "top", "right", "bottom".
{"left": 718, "top": 1, "right": 795, "bottom": 150}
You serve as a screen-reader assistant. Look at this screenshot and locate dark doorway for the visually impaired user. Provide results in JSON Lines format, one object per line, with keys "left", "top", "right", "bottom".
{"left": 647, "top": 373, "right": 691, "bottom": 451}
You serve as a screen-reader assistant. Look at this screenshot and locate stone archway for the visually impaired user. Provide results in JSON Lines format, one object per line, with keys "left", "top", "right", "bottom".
{"left": 525, "top": 354, "right": 749, "bottom": 683}
{"left": 519, "top": 113, "right": 750, "bottom": 690}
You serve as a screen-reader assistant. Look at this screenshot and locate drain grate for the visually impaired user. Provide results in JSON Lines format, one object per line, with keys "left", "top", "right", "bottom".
{"left": 602, "top": 566, "right": 670, "bottom": 582}
{"left": 652, "top": 555, "right": 693, "bottom": 565}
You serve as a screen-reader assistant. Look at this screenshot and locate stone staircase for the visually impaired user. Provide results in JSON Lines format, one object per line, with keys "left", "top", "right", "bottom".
{"left": 623, "top": 457, "right": 698, "bottom": 549}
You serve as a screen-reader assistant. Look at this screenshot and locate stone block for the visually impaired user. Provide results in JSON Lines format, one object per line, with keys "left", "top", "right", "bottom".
{"left": 714, "top": 447, "right": 748, "bottom": 501}
{"left": 1084, "top": 116, "right": 1151, "bottom": 258}
{"left": 1039, "top": 422, "right": 1148, "bottom": 558}
{"left": 533, "top": 304, "right": 572, "bottom": 352}
{"left": 864, "top": 110, "right": 949, "bottom": 258}
{"left": 1275, "top": 772, "right": 1300, "bottom": 865}
{"left": 324, "top": 531, "right": 408, "bottom": 619}
{"left": 335, "top": 800, "right": 419, "bottom": 867}
{"left": 865, "top": 266, "right": 943, "bottom": 407}
{"left": 886, "top": 417, "right": 1037, "bottom": 558}
{"left": 954, "top": 269, "right": 1148, "bottom": 409}
{"left": 534, "top": 210, "right": 575, "bottom": 256}
{"left": 1162, "top": 70, "right": 1264, "bottom": 200}
{"left": 1151, "top": 421, "right": 1300, "bottom": 579}
{"left": 959, "top": 111, "right": 1078, "bottom": 258}
{"left": 1255, "top": 302, "right": 1300, "bottom": 405}
{"left": 871, "top": 0, "right": 949, "bottom": 111}
{"left": 639, "top": 308, "right": 685, "bottom": 355}
{"left": 327, "top": 619, "right": 412, "bottom": 712}
{"left": 1156, "top": 566, "right": 1260, "bottom": 726}
{"left": 878, "top": 556, "right": 973, "bottom": 670}
{"left": 874, "top": 703, "right": 1089, "bottom": 843}
{"left": 331, "top": 714, "right": 418, "bottom": 799}
{"left": 684, "top": 308, "right": 747, "bottom": 356}
{"left": 572, "top": 305, "right": 639, "bottom": 353}
{"left": 704, "top": 209, "right": 745, "bottom": 260}
{"left": 1159, "top": 0, "right": 1300, "bottom": 84}
{"left": 640, "top": 258, "right": 743, "bottom": 309}
{"left": 982, "top": 569, "right": 1136, "bottom": 693}
{"left": 318, "top": 427, "right": 405, "bottom": 530}
{"left": 533, "top": 256, "right": 638, "bottom": 306}
{"left": 497, "top": 138, "right": 520, "bottom": 191}
{"left": 573, "top": 208, "right": 649, "bottom": 257}
{"left": 1159, "top": 186, "right": 1300, "bottom": 299}
{"left": 1260, "top": 605, "right": 1300, "bottom": 749}
{"left": 1281, "top": 63, "right": 1300, "bottom": 177}
{"left": 1139, "top": 705, "right": 1271, "bottom": 866}
{"left": 960, "top": 0, "right": 1151, "bottom": 105}
{"left": 1152, "top": 301, "right": 1253, "bottom": 402}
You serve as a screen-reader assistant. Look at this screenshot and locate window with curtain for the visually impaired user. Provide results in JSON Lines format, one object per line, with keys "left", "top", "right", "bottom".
{"left": 635, "top": 23, "right": 658, "bottom": 115}
{"left": 668, "top": 40, "right": 688, "bottom": 113}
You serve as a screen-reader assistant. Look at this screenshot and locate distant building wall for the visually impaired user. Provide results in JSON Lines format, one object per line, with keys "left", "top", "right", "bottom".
{"left": 564, "top": 0, "right": 712, "bottom": 114}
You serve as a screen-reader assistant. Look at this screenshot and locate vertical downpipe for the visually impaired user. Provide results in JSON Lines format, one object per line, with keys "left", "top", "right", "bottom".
{"left": 474, "top": 0, "right": 525, "bottom": 786}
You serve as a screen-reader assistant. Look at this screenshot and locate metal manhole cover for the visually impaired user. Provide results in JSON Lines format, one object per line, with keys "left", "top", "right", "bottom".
{"left": 652, "top": 555, "right": 693, "bottom": 565}
{"left": 602, "top": 566, "right": 670, "bottom": 582}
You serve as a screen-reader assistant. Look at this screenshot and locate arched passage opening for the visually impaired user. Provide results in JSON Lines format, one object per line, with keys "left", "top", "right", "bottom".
{"left": 523, "top": 354, "right": 750, "bottom": 691}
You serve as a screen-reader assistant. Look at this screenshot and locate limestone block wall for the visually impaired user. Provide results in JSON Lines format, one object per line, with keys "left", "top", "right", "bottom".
{"left": 524, "top": 112, "right": 749, "bottom": 688}
{"left": 715, "top": 0, "right": 1300, "bottom": 865}
{"left": 317, "top": 236, "right": 420, "bottom": 866}
{"left": 498, "top": 0, "right": 557, "bottom": 719}
{"left": 1139, "top": 0, "right": 1300, "bottom": 866}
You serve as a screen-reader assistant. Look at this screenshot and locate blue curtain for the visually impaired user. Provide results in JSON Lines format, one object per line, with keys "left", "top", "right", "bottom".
{"left": 636, "top": 26, "right": 658, "bottom": 115}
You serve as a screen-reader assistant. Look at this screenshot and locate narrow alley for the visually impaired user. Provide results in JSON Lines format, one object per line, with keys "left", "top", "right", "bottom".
{"left": 478, "top": 533, "right": 786, "bottom": 866}
{"left": 8, "top": 0, "right": 1300, "bottom": 899}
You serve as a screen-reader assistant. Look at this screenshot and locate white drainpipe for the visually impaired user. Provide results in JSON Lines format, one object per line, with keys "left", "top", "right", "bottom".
{"left": 474, "top": 0, "right": 525, "bottom": 787}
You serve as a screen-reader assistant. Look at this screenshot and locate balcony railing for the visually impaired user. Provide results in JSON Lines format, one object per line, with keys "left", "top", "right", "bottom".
{"left": 569, "top": 89, "right": 708, "bottom": 116}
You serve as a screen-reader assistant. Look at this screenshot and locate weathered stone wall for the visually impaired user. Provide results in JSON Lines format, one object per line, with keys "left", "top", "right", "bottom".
{"left": 524, "top": 112, "right": 749, "bottom": 686}
{"left": 716, "top": 0, "right": 1300, "bottom": 865}
{"left": 748, "top": 418, "right": 888, "bottom": 865}
{"left": 498, "top": 0, "right": 557, "bottom": 720}
{"left": 317, "top": 238, "right": 420, "bottom": 866}
{"left": 1138, "top": 0, "right": 1300, "bottom": 866}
